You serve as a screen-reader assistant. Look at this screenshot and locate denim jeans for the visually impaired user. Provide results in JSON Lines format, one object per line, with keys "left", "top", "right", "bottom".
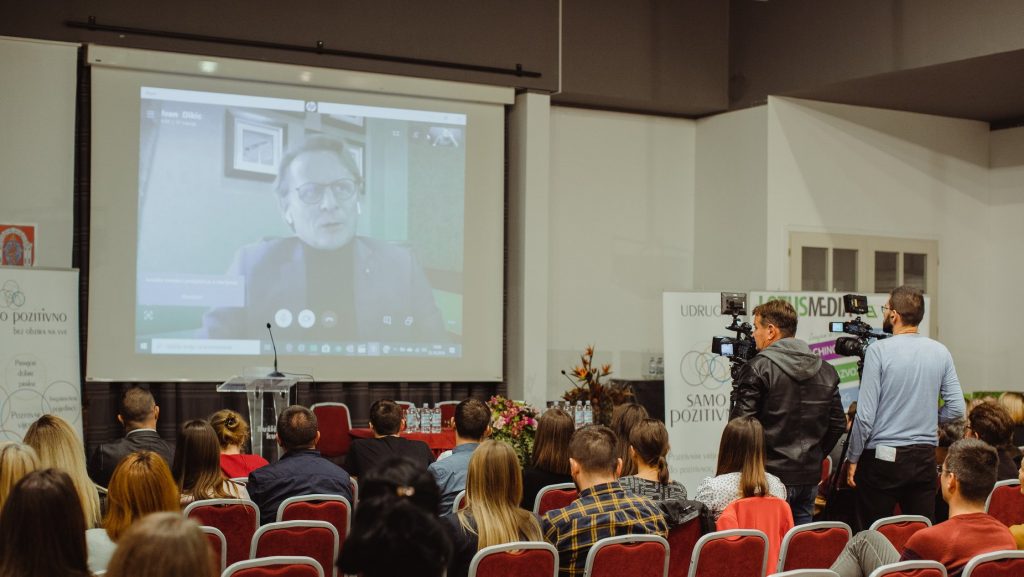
{"left": 786, "top": 483, "right": 818, "bottom": 526}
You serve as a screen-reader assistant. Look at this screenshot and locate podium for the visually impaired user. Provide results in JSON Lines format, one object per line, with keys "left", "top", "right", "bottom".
{"left": 217, "top": 374, "right": 298, "bottom": 461}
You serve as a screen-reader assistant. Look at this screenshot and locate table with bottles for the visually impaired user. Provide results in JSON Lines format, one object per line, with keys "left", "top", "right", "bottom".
{"left": 348, "top": 403, "right": 456, "bottom": 457}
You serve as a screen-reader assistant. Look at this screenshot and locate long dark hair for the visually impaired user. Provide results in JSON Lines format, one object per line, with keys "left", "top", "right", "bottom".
{"left": 531, "top": 408, "right": 574, "bottom": 475}
{"left": 611, "top": 403, "right": 649, "bottom": 476}
{"left": 715, "top": 416, "right": 770, "bottom": 498}
{"left": 0, "top": 468, "right": 89, "bottom": 577}
{"left": 172, "top": 419, "right": 233, "bottom": 499}
{"left": 628, "top": 418, "right": 671, "bottom": 484}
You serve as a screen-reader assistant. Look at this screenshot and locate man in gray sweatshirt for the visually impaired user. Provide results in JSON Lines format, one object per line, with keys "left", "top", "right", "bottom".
{"left": 731, "top": 298, "right": 846, "bottom": 525}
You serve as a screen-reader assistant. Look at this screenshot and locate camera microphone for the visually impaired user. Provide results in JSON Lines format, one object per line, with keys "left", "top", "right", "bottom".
{"left": 266, "top": 322, "right": 285, "bottom": 378}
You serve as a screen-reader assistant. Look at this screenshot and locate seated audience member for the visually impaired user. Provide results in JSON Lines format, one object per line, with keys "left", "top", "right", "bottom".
{"left": 1011, "top": 459, "right": 1024, "bottom": 549}
{"left": 521, "top": 407, "right": 574, "bottom": 509}
{"left": 339, "top": 456, "right": 452, "bottom": 577}
{"left": 542, "top": 425, "right": 668, "bottom": 577}
{"left": 611, "top": 402, "right": 649, "bottom": 477}
{"left": 429, "top": 398, "right": 491, "bottom": 514}
{"left": 210, "top": 409, "right": 269, "bottom": 478}
{"left": 934, "top": 418, "right": 966, "bottom": 523}
{"left": 694, "top": 416, "right": 786, "bottom": 520}
{"left": 621, "top": 417, "right": 687, "bottom": 500}
{"left": 88, "top": 451, "right": 181, "bottom": 574}
{"left": 345, "top": 399, "right": 435, "bottom": 478}
{"left": 0, "top": 441, "right": 39, "bottom": 512}
{"left": 0, "top": 468, "right": 90, "bottom": 577}
{"left": 172, "top": 419, "right": 249, "bottom": 504}
{"left": 830, "top": 438, "right": 1015, "bottom": 577}
{"left": 998, "top": 392, "right": 1024, "bottom": 447}
{"left": 444, "top": 440, "right": 543, "bottom": 577}
{"left": 247, "top": 405, "right": 353, "bottom": 525}
{"left": 965, "top": 401, "right": 1022, "bottom": 480}
{"left": 105, "top": 512, "right": 219, "bottom": 577}
{"left": 24, "top": 413, "right": 102, "bottom": 528}
{"left": 88, "top": 386, "right": 174, "bottom": 487}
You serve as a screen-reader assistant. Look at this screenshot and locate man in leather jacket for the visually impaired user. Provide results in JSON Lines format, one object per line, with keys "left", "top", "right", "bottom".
{"left": 730, "top": 298, "right": 846, "bottom": 525}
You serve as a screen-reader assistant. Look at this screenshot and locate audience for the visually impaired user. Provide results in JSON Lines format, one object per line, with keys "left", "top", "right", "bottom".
{"left": 0, "top": 468, "right": 90, "bottom": 577}
{"left": 620, "top": 418, "right": 687, "bottom": 501}
{"left": 88, "top": 450, "right": 181, "bottom": 573}
{"left": 172, "top": 419, "right": 249, "bottom": 504}
{"left": 88, "top": 386, "right": 174, "bottom": 487}
{"left": 209, "top": 408, "right": 269, "bottom": 478}
{"left": 965, "top": 401, "right": 1022, "bottom": 480}
{"left": 338, "top": 456, "right": 452, "bottom": 577}
{"left": 1010, "top": 459, "right": 1024, "bottom": 549}
{"left": 998, "top": 392, "right": 1024, "bottom": 447}
{"left": 23, "top": 413, "right": 102, "bottom": 528}
{"left": 542, "top": 424, "right": 667, "bottom": 577}
{"left": 694, "top": 416, "right": 786, "bottom": 520}
{"left": 610, "top": 402, "right": 649, "bottom": 477}
{"left": 105, "top": 512, "right": 219, "bottom": 577}
{"left": 830, "top": 438, "right": 1014, "bottom": 577}
{"left": 345, "top": 399, "right": 435, "bottom": 478}
{"left": 444, "top": 440, "right": 543, "bottom": 577}
{"left": 247, "top": 405, "right": 353, "bottom": 525}
{"left": 429, "top": 398, "right": 491, "bottom": 514}
{"left": 521, "top": 407, "right": 574, "bottom": 509}
{"left": 0, "top": 441, "right": 39, "bottom": 512}
{"left": 934, "top": 418, "right": 966, "bottom": 522}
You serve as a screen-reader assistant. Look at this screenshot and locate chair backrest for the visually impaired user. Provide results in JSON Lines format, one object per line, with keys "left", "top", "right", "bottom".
{"left": 774, "top": 571, "right": 840, "bottom": 577}
{"left": 667, "top": 515, "right": 704, "bottom": 577}
{"left": 224, "top": 556, "right": 325, "bottom": 577}
{"left": 276, "top": 494, "right": 352, "bottom": 555}
{"left": 468, "top": 541, "right": 559, "bottom": 577}
{"left": 777, "top": 521, "right": 852, "bottom": 573}
{"left": 199, "top": 525, "right": 228, "bottom": 572}
{"left": 962, "top": 550, "right": 1024, "bottom": 577}
{"left": 183, "top": 498, "right": 260, "bottom": 567}
{"left": 716, "top": 496, "right": 794, "bottom": 573}
{"left": 688, "top": 529, "right": 768, "bottom": 577}
{"left": 231, "top": 477, "right": 249, "bottom": 486}
{"left": 869, "top": 515, "right": 932, "bottom": 554}
{"left": 584, "top": 534, "right": 670, "bottom": 577}
{"left": 437, "top": 400, "right": 460, "bottom": 424}
{"left": 533, "top": 482, "right": 579, "bottom": 516}
{"left": 310, "top": 403, "right": 353, "bottom": 458}
{"left": 251, "top": 521, "right": 339, "bottom": 577}
{"left": 866, "top": 560, "right": 947, "bottom": 577}
{"left": 453, "top": 489, "right": 469, "bottom": 513}
{"left": 985, "top": 480, "right": 1024, "bottom": 527}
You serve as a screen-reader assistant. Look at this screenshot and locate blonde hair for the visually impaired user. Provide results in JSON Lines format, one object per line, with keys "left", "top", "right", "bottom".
{"left": 998, "top": 392, "right": 1024, "bottom": 425}
{"left": 105, "top": 512, "right": 218, "bottom": 577}
{"left": 22, "top": 414, "right": 102, "bottom": 527}
{"left": 459, "top": 440, "right": 542, "bottom": 550}
{"left": 104, "top": 451, "right": 181, "bottom": 541}
{"left": 0, "top": 442, "right": 40, "bottom": 511}
{"left": 209, "top": 409, "right": 249, "bottom": 450}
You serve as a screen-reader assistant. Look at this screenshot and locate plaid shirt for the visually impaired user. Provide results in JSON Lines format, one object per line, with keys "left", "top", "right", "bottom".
{"left": 541, "top": 481, "right": 668, "bottom": 577}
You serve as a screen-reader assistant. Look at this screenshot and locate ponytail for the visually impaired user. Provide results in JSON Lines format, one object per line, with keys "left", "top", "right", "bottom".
{"left": 656, "top": 456, "right": 669, "bottom": 485}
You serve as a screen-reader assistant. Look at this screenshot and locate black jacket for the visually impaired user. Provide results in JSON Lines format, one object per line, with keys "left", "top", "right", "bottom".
{"left": 730, "top": 338, "right": 846, "bottom": 486}
{"left": 87, "top": 429, "right": 174, "bottom": 488}
{"left": 247, "top": 449, "right": 353, "bottom": 525}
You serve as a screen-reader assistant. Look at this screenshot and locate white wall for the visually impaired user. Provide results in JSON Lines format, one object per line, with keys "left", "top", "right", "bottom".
{"left": 546, "top": 106, "right": 696, "bottom": 400}
{"left": 988, "top": 127, "right": 1024, "bottom": 389}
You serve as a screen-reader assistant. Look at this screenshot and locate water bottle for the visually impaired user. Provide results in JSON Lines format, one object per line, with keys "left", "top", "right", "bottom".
{"left": 431, "top": 406, "right": 442, "bottom": 434}
{"left": 583, "top": 400, "right": 593, "bottom": 425}
{"left": 405, "top": 406, "right": 417, "bottom": 433}
{"left": 656, "top": 356, "right": 664, "bottom": 378}
{"left": 575, "top": 401, "right": 584, "bottom": 428}
{"left": 648, "top": 356, "right": 657, "bottom": 379}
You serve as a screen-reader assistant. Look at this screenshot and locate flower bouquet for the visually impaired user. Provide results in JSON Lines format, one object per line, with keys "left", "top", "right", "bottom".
{"left": 562, "top": 345, "right": 634, "bottom": 426}
{"left": 487, "top": 396, "right": 538, "bottom": 467}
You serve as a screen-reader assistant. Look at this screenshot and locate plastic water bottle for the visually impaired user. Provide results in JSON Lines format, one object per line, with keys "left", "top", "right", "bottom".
{"left": 575, "top": 401, "right": 584, "bottom": 428}
{"left": 430, "top": 406, "right": 442, "bottom": 434}
{"left": 406, "top": 406, "right": 418, "bottom": 433}
{"left": 583, "top": 400, "right": 593, "bottom": 425}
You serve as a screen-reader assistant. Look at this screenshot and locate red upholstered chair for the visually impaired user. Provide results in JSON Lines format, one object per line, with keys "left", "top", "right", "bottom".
{"left": 866, "top": 560, "right": 946, "bottom": 577}
{"left": 962, "top": 550, "right": 1024, "bottom": 577}
{"left": 869, "top": 515, "right": 931, "bottom": 554}
{"left": 774, "top": 571, "right": 840, "bottom": 577}
{"left": 453, "top": 489, "right": 469, "bottom": 513}
{"left": 310, "top": 403, "right": 352, "bottom": 460}
{"left": 985, "top": 480, "right": 1024, "bottom": 527}
{"left": 468, "top": 541, "right": 559, "bottom": 577}
{"left": 251, "top": 521, "right": 339, "bottom": 577}
{"left": 688, "top": 529, "right": 768, "bottom": 577}
{"left": 199, "top": 525, "right": 228, "bottom": 572}
{"left": 533, "top": 482, "right": 579, "bottom": 515}
{"left": 667, "top": 515, "right": 704, "bottom": 577}
{"left": 584, "top": 534, "right": 670, "bottom": 577}
{"left": 716, "top": 496, "right": 794, "bottom": 573}
{"left": 224, "top": 556, "right": 325, "bottom": 577}
{"left": 184, "top": 498, "right": 260, "bottom": 567}
{"left": 777, "top": 521, "right": 852, "bottom": 573}
{"left": 276, "top": 495, "right": 351, "bottom": 556}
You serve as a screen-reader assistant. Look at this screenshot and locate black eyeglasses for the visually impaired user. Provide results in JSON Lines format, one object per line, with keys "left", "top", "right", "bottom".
{"left": 293, "top": 178, "right": 359, "bottom": 205}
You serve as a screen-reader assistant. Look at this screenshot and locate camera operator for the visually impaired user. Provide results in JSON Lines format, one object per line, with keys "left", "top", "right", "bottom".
{"left": 846, "top": 285, "right": 965, "bottom": 531}
{"left": 730, "top": 299, "right": 846, "bottom": 525}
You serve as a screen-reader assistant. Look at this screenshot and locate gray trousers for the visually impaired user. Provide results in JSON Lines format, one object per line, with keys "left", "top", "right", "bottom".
{"left": 830, "top": 530, "right": 901, "bottom": 577}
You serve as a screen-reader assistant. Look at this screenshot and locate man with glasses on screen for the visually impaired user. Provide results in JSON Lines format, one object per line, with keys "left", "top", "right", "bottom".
{"left": 201, "top": 135, "right": 447, "bottom": 344}
{"left": 845, "top": 285, "right": 965, "bottom": 531}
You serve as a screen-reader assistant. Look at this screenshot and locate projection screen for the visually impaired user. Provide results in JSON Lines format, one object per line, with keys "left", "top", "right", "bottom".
{"left": 86, "top": 46, "right": 509, "bottom": 382}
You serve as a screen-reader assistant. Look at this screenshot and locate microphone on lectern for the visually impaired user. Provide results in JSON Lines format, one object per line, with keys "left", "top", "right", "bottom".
{"left": 266, "top": 322, "right": 285, "bottom": 378}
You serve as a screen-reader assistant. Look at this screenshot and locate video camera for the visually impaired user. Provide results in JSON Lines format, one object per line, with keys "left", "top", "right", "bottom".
{"left": 827, "top": 294, "right": 890, "bottom": 360}
{"left": 711, "top": 292, "right": 758, "bottom": 378}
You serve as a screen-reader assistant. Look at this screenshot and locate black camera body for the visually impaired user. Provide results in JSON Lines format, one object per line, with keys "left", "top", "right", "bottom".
{"left": 711, "top": 292, "right": 758, "bottom": 375}
{"left": 828, "top": 294, "right": 889, "bottom": 360}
